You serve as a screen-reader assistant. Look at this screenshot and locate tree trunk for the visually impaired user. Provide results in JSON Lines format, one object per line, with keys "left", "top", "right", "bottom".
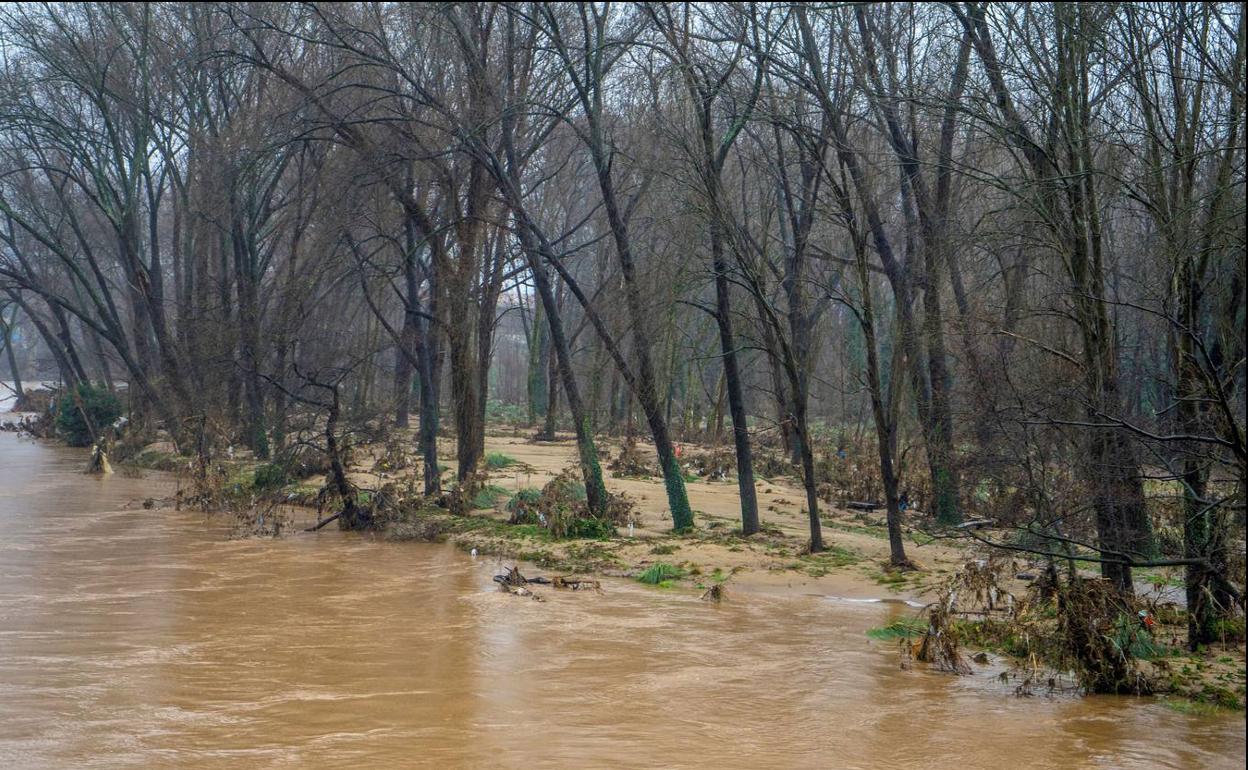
{"left": 527, "top": 294, "right": 549, "bottom": 426}
{"left": 1, "top": 306, "right": 22, "bottom": 399}
{"left": 854, "top": 232, "right": 910, "bottom": 567}
{"left": 511, "top": 220, "right": 609, "bottom": 518}
{"left": 710, "top": 227, "right": 760, "bottom": 536}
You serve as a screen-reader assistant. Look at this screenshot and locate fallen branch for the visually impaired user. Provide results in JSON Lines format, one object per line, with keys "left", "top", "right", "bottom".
{"left": 842, "top": 500, "right": 882, "bottom": 511}
{"left": 304, "top": 511, "right": 343, "bottom": 532}
{"left": 553, "top": 576, "right": 602, "bottom": 592}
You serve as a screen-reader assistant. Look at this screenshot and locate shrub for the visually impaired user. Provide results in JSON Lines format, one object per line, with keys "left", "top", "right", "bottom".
{"left": 563, "top": 516, "right": 616, "bottom": 540}
{"left": 506, "top": 488, "right": 543, "bottom": 524}
{"left": 55, "top": 383, "right": 122, "bottom": 447}
{"left": 252, "top": 463, "right": 290, "bottom": 491}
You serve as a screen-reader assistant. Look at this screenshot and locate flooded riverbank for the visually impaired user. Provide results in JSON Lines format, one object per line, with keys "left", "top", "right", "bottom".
{"left": 0, "top": 432, "right": 1243, "bottom": 768}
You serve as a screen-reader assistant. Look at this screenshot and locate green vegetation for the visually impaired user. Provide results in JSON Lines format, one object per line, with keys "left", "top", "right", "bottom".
{"left": 1160, "top": 698, "right": 1236, "bottom": 716}
{"left": 485, "top": 452, "right": 518, "bottom": 470}
{"left": 133, "top": 449, "right": 184, "bottom": 472}
{"left": 867, "top": 617, "right": 927, "bottom": 641}
{"left": 637, "top": 562, "right": 684, "bottom": 586}
{"left": 869, "top": 568, "right": 911, "bottom": 591}
{"left": 484, "top": 400, "right": 526, "bottom": 424}
{"left": 796, "top": 546, "right": 860, "bottom": 577}
{"left": 252, "top": 463, "right": 290, "bottom": 491}
{"left": 54, "top": 383, "right": 122, "bottom": 447}
{"left": 471, "top": 484, "right": 508, "bottom": 509}
{"left": 505, "top": 488, "right": 543, "bottom": 524}
{"left": 562, "top": 516, "right": 616, "bottom": 540}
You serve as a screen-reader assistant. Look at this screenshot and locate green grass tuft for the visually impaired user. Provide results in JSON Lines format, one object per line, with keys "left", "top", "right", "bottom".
{"left": 637, "top": 562, "right": 685, "bottom": 585}
{"left": 471, "top": 484, "right": 508, "bottom": 509}
{"left": 485, "top": 452, "right": 518, "bottom": 470}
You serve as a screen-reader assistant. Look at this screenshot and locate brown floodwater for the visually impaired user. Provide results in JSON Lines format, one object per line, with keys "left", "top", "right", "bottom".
{"left": 0, "top": 431, "right": 1243, "bottom": 769}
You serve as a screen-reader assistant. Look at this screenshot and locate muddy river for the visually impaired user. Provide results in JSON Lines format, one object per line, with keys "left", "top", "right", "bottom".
{"left": 0, "top": 431, "right": 1243, "bottom": 768}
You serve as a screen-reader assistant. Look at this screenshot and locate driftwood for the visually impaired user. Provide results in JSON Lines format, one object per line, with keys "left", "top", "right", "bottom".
{"left": 495, "top": 568, "right": 545, "bottom": 601}
{"left": 304, "top": 511, "right": 343, "bottom": 532}
{"left": 701, "top": 584, "right": 726, "bottom": 603}
{"left": 498, "top": 566, "right": 528, "bottom": 586}
{"left": 842, "top": 500, "right": 881, "bottom": 511}
{"left": 955, "top": 519, "right": 995, "bottom": 530}
{"left": 498, "top": 583, "right": 545, "bottom": 601}
{"left": 490, "top": 569, "right": 598, "bottom": 597}
{"left": 552, "top": 576, "right": 602, "bottom": 592}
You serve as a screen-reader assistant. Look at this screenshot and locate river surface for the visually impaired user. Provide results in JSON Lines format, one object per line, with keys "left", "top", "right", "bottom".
{"left": 0, "top": 431, "right": 1243, "bottom": 769}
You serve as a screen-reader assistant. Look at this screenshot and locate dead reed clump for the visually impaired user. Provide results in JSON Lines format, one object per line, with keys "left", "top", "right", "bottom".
{"left": 384, "top": 516, "right": 453, "bottom": 542}
{"left": 602, "top": 491, "right": 638, "bottom": 526}
{"left": 683, "top": 447, "right": 734, "bottom": 480}
{"left": 905, "top": 557, "right": 1020, "bottom": 676}
{"left": 753, "top": 448, "right": 797, "bottom": 479}
{"left": 607, "top": 436, "right": 654, "bottom": 478}
{"left": 443, "top": 468, "right": 489, "bottom": 515}
{"left": 371, "top": 436, "right": 415, "bottom": 473}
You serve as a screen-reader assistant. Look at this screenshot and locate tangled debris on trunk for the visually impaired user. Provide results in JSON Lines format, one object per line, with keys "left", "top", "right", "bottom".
{"left": 911, "top": 594, "right": 973, "bottom": 675}
{"left": 84, "top": 443, "right": 112, "bottom": 475}
{"left": 1057, "top": 576, "right": 1155, "bottom": 695}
